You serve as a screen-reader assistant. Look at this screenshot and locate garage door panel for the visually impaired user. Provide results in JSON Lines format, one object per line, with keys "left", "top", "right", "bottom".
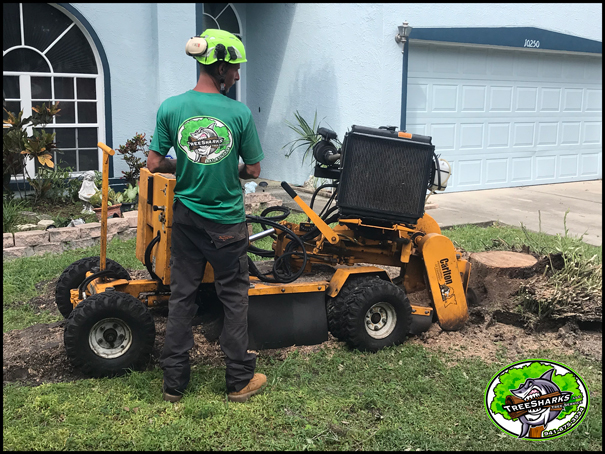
{"left": 513, "top": 123, "right": 535, "bottom": 147}
{"left": 457, "top": 159, "right": 482, "bottom": 187}
{"left": 535, "top": 155, "right": 557, "bottom": 181}
{"left": 537, "top": 122, "right": 559, "bottom": 146}
{"left": 485, "top": 158, "right": 508, "bottom": 185}
{"left": 583, "top": 121, "right": 602, "bottom": 144}
{"left": 487, "top": 123, "right": 510, "bottom": 148}
{"left": 489, "top": 86, "right": 513, "bottom": 111}
{"left": 462, "top": 48, "right": 488, "bottom": 75}
{"left": 461, "top": 85, "right": 487, "bottom": 112}
{"left": 408, "top": 83, "right": 429, "bottom": 112}
{"left": 585, "top": 89, "right": 602, "bottom": 111}
{"left": 561, "top": 55, "right": 586, "bottom": 79}
{"left": 559, "top": 155, "right": 579, "bottom": 178}
{"left": 539, "top": 88, "right": 562, "bottom": 112}
{"left": 539, "top": 55, "right": 563, "bottom": 79}
{"left": 563, "top": 88, "right": 584, "bottom": 111}
{"left": 515, "top": 87, "right": 538, "bottom": 112}
{"left": 430, "top": 123, "right": 456, "bottom": 150}
{"left": 514, "top": 52, "right": 539, "bottom": 78}
{"left": 580, "top": 153, "right": 600, "bottom": 176}
{"left": 511, "top": 156, "right": 533, "bottom": 182}
{"left": 560, "top": 122, "right": 582, "bottom": 145}
{"left": 432, "top": 85, "right": 458, "bottom": 111}
{"left": 407, "top": 42, "right": 602, "bottom": 192}
{"left": 459, "top": 123, "right": 484, "bottom": 149}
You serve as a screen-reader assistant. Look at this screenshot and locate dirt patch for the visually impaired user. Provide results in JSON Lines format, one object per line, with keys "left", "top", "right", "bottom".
{"left": 3, "top": 259, "right": 602, "bottom": 387}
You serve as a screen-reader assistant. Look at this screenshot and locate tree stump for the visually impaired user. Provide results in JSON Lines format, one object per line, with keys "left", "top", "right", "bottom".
{"left": 467, "top": 251, "right": 538, "bottom": 310}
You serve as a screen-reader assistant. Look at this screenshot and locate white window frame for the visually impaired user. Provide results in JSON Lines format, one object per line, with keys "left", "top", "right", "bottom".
{"left": 2, "top": 3, "right": 105, "bottom": 180}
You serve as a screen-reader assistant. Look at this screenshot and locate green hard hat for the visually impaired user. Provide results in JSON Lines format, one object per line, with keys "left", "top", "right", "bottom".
{"left": 194, "top": 29, "right": 246, "bottom": 65}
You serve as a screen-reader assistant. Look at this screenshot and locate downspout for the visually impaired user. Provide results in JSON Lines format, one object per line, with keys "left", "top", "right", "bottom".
{"left": 400, "top": 38, "right": 410, "bottom": 132}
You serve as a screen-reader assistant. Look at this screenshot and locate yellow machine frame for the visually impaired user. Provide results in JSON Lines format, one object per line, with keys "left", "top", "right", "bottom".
{"left": 73, "top": 144, "right": 470, "bottom": 334}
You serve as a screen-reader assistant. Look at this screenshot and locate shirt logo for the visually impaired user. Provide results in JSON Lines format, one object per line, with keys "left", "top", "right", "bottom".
{"left": 177, "top": 116, "right": 233, "bottom": 164}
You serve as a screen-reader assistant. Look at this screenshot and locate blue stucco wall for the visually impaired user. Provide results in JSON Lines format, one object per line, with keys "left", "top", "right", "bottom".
{"left": 66, "top": 3, "right": 601, "bottom": 186}
{"left": 245, "top": 3, "right": 602, "bottom": 185}
{"left": 70, "top": 3, "right": 197, "bottom": 178}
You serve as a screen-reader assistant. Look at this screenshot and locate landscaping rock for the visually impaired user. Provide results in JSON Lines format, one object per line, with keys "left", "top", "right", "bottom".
{"left": 78, "top": 222, "right": 102, "bottom": 238}
{"left": 3, "top": 233, "right": 14, "bottom": 248}
{"left": 16, "top": 224, "right": 39, "bottom": 232}
{"left": 14, "top": 230, "right": 50, "bottom": 247}
{"left": 37, "top": 220, "right": 55, "bottom": 229}
{"left": 118, "top": 228, "right": 137, "bottom": 241}
{"left": 245, "top": 192, "right": 275, "bottom": 204}
{"left": 107, "top": 218, "right": 130, "bottom": 235}
{"left": 122, "top": 211, "right": 138, "bottom": 228}
{"left": 64, "top": 238, "right": 97, "bottom": 251}
{"left": 36, "top": 214, "right": 53, "bottom": 221}
{"left": 3, "top": 246, "right": 35, "bottom": 259}
{"left": 48, "top": 226, "right": 81, "bottom": 243}
{"left": 33, "top": 243, "right": 64, "bottom": 256}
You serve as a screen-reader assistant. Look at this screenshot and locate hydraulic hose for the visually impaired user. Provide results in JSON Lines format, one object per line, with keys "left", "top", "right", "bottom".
{"left": 145, "top": 231, "right": 170, "bottom": 291}
{"left": 246, "top": 210, "right": 308, "bottom": 283}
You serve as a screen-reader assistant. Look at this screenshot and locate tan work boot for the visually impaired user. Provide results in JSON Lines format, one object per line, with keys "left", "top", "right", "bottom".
{"left": 228, "top": 373, "right": 267, "bottom": 403}
{"left": 163, "top": 381, "right": 183, "bottom": 403}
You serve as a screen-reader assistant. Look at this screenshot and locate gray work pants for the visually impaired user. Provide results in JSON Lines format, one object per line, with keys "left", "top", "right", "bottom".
{"left": 160, "top": 199, "right": 256, "bottom": 394}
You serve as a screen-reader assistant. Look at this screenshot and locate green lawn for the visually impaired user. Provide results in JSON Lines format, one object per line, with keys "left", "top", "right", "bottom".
{"left": 3, "top": 217, "right": 602, "bottom": 451}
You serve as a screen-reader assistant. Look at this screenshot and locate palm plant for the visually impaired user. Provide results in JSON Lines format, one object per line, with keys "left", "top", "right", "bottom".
{"left": 282, "top": 110, "right": 341, "bottom": 164}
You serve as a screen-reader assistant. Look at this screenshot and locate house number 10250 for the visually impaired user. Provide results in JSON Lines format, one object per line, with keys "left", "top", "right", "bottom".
{"left": 524, "top": 39, "right": 540, "bottom": 48}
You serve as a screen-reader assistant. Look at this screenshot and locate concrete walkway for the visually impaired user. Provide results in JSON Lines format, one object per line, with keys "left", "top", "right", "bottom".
{"left": 250, "top": 179, "right": 602, "bottom": 247}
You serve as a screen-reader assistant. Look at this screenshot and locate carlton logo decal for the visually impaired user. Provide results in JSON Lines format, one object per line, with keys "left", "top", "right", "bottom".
{"left": 484, "top": 359, "right": 589, "bottom": 440}
{"left": 177, "top": 116, "right": 233, "bottom": 164}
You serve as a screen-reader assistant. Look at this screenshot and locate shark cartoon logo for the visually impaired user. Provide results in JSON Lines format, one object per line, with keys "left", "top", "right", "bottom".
{"left": 508, "top": 369, "right": 573, "bottom": 438}
{"left": 177, "top": 116, "right": 233, "bottom": 164}
{"left": 485, "top": 360, "right": 589, "bottom": 440}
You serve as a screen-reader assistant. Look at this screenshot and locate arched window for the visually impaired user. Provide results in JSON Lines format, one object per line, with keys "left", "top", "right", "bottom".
{"left": 202, "top": 3, "right": 243, "bottom": 101}
{"left": 3, "top": 3, "right": 105, "bottom": 175}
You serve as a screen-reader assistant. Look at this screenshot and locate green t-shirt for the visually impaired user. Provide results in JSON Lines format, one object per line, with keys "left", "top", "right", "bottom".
{"left": 150, "top": 90, "right": 264, "bottom": 224}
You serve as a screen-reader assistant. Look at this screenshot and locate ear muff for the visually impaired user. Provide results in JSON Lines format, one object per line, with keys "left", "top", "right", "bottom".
{"left": 185, "top": 37, "right": 208, "bottom": 56}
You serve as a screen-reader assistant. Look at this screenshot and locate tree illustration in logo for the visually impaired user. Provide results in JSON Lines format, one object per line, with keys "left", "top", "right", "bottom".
{"left": 489, "top": 362, "right": 583, "bottom": 439}
{"left": 178, "top": 116, "right": 233, "bottom": 164}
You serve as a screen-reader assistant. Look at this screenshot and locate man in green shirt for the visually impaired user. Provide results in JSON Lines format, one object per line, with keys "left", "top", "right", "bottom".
{"left": 147, "top": 29, "right": 266, "bottom": 403}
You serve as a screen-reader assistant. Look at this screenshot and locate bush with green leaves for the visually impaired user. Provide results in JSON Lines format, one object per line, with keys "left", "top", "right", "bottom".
{"left": 116, "top": 133, "right": 150, "bottom": 187}
{"left": 3, "top": 196, "right": 28, "bottom": 233}
{"left": 3, "top": 103, "right": 61, "bottom": 200}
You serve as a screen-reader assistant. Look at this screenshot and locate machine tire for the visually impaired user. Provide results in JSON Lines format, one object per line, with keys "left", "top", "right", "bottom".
{"left": 64, "top": 291, "right": 156, "bottom": 377}
{"left": 342, "top": 276, "right": 412, "bottom": 352}
{"left": 326, "top": 275, "right": 367, "bottom": 341}
{"left": 55, "top": 256, "right": 131, "bottom": 318}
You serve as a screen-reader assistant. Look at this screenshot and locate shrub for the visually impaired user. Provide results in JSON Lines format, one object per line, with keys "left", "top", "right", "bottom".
{"left": 116, "top": 133, "right": 150, "bottom": 187}
{"left": 3, "top": 196, "right": 28, "bottom": 233}
{"left": 3, "top": 103, "right": 61, "bottom": 201}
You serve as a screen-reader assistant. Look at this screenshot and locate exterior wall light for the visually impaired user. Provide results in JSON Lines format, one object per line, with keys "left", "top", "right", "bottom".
{"left": 395, "top": 21, "right": 413, "bottom": 53}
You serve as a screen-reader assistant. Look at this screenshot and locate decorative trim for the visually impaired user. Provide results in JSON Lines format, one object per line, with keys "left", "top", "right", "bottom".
{"left": 409, "top": 27, "right": 602, "bottom": 54}
{"left": 55, "top": 3, "right": 115, "bottom": 177}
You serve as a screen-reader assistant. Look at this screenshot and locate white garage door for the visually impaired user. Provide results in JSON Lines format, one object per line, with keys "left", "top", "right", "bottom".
{"left": 406, "top": 42, "right": 602, "bottom": 192}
